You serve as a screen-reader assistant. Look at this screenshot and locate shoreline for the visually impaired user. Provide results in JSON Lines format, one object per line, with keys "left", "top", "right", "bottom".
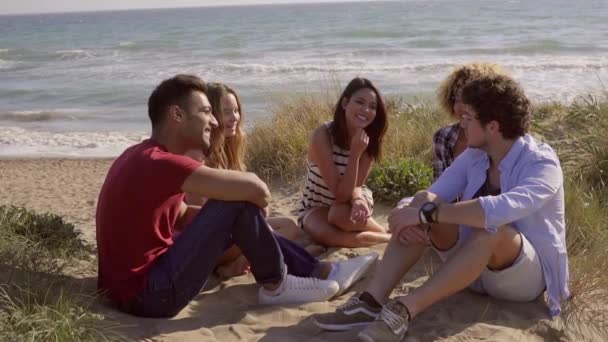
{"left": 2, "top": 93, "right": 607, "bottom": 159}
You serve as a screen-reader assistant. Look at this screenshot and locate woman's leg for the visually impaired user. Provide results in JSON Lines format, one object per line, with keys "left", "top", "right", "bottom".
{"left": 215, "top": 245, "right": 250, "bottom": 279}
{"left": 328, "top": 203, "right": 388, "bottom": 233}
{"left": 267, "top": 216, "right": 301, "bottom": 240}
{"left": 303, "top": 207, "right": 391, "bottom": 248}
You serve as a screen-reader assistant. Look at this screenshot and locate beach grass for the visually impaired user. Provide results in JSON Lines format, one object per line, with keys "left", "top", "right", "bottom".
{"left": 0, "top": 285, "right": 122, "bottom": 342}
{"left": 246, "top": 92, "right": 608, "bottom": 336}
{"left": 0, "top": 206, "right": 121, "bottom": 341}
{"left": 0, "top": 93, "right": 607, "bottom": 340}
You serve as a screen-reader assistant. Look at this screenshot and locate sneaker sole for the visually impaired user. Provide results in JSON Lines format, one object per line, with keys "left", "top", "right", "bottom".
{"left": 357, "top": 332, "right": 376, "bottom": 342}
{"left": 313, "top": 318, "right": 372, "bottom": 331}
{"left": 336, "top": 252, "right": 379, "bottom": 296}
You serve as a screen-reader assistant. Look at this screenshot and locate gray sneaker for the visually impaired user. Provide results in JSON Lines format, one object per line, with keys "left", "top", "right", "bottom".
{"left": 313, "top": 293, "right": 381, "bottom": 331}
{"left": 357, "top": 299, "right": 410, "bottom": 342}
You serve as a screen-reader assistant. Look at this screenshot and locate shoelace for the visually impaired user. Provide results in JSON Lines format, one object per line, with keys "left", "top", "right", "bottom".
{"left": 287, "top": 276, "right": 321, "bottom": 290}
{"left": 379, "top": 305, "right": 406, "bottom": 332}
{"left": 337, "top": 296, "right": 362, "bottom": 312}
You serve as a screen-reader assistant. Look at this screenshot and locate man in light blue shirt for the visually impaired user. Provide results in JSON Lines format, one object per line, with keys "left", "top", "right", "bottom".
{"left": 314, "top": 74, "right": 569, "bottom": 341}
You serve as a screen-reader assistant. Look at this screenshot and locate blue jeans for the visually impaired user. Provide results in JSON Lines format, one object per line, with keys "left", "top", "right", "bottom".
{"left": 122, "top": 200, "right": 318, "bottom": 317}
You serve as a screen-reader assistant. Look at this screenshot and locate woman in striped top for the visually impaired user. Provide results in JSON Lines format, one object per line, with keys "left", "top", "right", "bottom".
{"left": 299, "top": 77, "right": 391, "bottom": 247}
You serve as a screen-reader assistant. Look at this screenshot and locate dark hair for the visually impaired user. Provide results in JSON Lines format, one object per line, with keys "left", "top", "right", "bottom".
{"left": 148, "top": 74, "right": 208, "bottom": 128}
{"left": 330, "top": 77, "right": 388, "bottom": 160}
{"left": 460, "top": 74, "right": 530, "bottom": 139}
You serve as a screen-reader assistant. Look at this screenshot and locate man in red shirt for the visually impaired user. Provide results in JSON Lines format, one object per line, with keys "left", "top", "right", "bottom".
{"left": 96, "top": 74, "right": 377, "bottom": 317}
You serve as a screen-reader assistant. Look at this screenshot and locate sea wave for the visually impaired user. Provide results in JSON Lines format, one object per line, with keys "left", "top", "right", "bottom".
{"left": 457, "top": 43, "right": 608, "bottom": 55}
{"left": 209, "top": 56, "right": 608, "bottom": 75}
{"left": 112, "top": 40, "right": 180, "bottom": 52}
{"left": 54, "top": 49, "right": 96, "bottom": 60}
{"left": 0, "top": 110, "right": 90, "bottom": 123}
{"left": 0, "top": 58, "right": 18, "bottom": 70}
{"left": 0, "top": 127, "right": 148, "bottom": 157}
{"left": 0, "top": 47, "right": 99, "bottom": 63}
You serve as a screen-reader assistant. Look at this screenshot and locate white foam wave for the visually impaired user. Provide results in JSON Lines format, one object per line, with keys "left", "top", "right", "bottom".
{"left": 0, "top": 109, "right": 87, "bottom": 122}
{"left": 211, "top": 55, "right": 608, "bottom": 75}
{"left": 0, "top": 127, "right": 148, "bottom": 157}
{"left": 0, "top": 58, "right": 18, "bottom": 70}
{"left": 55, "top": 49, "right": 96, "bottom": 60}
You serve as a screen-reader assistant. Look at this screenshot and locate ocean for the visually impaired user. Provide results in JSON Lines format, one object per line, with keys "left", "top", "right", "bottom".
{"left": 1, "top": 0, "right": 607, "bottom": 157}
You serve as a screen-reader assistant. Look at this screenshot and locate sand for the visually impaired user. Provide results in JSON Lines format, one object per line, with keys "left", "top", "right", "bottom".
{"left": 0, "top": 158, "right": 602, "bottom": 341}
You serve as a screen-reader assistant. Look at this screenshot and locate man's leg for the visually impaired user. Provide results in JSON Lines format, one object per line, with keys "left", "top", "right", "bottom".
{"left": 313, "top": 231, "right": 430, "bottom": 330}
{"left": 365, "top": 235, "right": 429, "bottom": 304}
{"left": 216, "top": 231, "right": 318, "bottom": 279}
{"left": 398, "top": 225, "right": 521, "bottom": 317}
{"left": 126, "top": 200, "right": 294, "bottom": 317}
{"left": 357, "top": 225, "right": 522, "bottom": 342}
{"left": 273, "top": 234, "right": 318, "bottom": 277}
{"left": 313, "top": 219, "right": 471, "bottom": 331}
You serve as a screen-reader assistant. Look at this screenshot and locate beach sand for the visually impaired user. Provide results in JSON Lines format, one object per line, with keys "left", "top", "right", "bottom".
{"left": 0, "top": 158, "right": 601, "bottom": 341}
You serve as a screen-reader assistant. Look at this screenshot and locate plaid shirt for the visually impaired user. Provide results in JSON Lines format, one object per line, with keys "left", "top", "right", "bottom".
{"left": 432, "top": 122, "right": 461, "bottom": 181}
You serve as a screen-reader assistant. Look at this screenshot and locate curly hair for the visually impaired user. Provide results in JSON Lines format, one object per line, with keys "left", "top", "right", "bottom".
{"left": 436, "top": 62, "right": 509, "bottom": 117}
{"left": 460, "top": 74, "right": 530, "bottom": 139}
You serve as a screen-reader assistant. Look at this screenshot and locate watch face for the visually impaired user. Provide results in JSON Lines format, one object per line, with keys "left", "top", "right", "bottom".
{"left": 422, "top": 202, "right": 436, "bottom": 213}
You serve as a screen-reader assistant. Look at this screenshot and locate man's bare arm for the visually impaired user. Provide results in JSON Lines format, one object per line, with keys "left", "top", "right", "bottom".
{"left": 181, "top": 165, "right": 270, "bottom": 209}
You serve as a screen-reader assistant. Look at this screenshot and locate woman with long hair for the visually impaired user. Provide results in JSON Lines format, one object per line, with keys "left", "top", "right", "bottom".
{"left": 184, "top": 82, "right": 308, "bottom": 278}
{"left": 299, "top": 77, "right": 391, "bottom": 247}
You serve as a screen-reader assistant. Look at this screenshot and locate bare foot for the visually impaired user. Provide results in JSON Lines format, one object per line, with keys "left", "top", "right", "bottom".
{"left": 305, "top": 244, "right": 327, "bottom": 257}
{"left": 215, "top": 255, "right": 250, "bottom": 279}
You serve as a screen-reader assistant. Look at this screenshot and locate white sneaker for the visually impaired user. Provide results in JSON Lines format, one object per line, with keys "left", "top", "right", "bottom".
{"left": 258, "top": 274, "right": 339, "bottom": 305}
{"left": 330, "top": 252, "right": 379, "bottom": 296}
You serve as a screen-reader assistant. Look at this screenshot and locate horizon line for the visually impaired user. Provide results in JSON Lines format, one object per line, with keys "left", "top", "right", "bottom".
{"left": 0, "top": 0, "right": 399, "bottom": 16}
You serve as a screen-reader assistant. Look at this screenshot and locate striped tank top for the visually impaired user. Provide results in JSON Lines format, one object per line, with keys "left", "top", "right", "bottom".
{"left": 297, "top": 121, "right": 373, "bottom": 223}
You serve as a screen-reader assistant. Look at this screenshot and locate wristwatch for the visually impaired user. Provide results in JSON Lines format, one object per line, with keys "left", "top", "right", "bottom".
{"left": 419, "top": 202, "right": 439, "bottom": 225}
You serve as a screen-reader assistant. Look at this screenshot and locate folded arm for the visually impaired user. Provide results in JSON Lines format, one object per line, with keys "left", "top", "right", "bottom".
{"left": 181, "top": 165, "right": 271, "bottom": 209}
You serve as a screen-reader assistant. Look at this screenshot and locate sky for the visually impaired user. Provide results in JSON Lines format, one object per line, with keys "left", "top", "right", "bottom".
{"left": 0, "top": 0, "right": 389, "bottom": 15}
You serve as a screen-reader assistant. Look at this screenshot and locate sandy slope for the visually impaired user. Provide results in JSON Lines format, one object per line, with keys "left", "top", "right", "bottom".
{"left": 0, "top": 158, "right": 602, "bottom": 341}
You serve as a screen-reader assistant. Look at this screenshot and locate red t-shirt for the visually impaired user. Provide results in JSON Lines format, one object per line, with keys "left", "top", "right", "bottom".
{"left": 96, "top": 139, "right": 201, "bottom": 304}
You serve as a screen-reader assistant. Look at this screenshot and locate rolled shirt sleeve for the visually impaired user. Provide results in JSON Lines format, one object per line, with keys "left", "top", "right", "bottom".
{"left": 429, "top": 148, "right": 472, "bottom": 203}
{"left": 478, "top": 154, "right": 563, "bottom": 232}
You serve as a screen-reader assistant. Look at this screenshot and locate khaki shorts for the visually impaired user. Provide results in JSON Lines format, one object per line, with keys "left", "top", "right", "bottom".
{"left": 432, "top": 230, "right": 545, "bottom": 302}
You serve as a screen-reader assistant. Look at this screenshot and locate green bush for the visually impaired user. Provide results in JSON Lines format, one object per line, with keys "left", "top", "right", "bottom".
{"left": 368, "top": 158, "right": 433, "bottom": 204}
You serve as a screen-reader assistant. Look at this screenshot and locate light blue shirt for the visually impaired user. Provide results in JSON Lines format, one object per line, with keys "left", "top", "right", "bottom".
{"left": 429, "top": 134, "right": 569, "bottom": 317}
